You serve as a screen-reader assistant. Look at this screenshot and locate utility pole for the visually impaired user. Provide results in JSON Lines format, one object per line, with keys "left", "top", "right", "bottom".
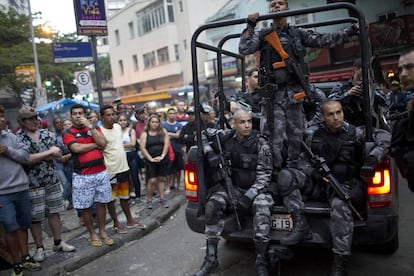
{"left": 28, "top": 0, "right": 41, "bottom": 89}
{"left": 55, "top": 75, "right": 65, "bottom": 99}
{"left": 91, "top": 36, "right": 104, "bottom": 107}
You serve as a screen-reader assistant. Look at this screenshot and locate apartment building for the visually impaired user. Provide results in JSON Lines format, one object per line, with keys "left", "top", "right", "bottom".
{"left": 108, "top": 0, "right": 227, "bottom": 105}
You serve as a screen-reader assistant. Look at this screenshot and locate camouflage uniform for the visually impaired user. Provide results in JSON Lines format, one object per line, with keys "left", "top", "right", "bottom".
{"left": 239, "top": 23, "right": 357, "bottom": 169}
{"left": 328, "top": 80, "right": 388, "bottom": 127}
{"left": 203, "top": 129, "right": 273, "bottom": 243}
{"left": 230, "top": 90, "right": 262, "bottom": 131}
{"left": 305, "top": 121, "right": 391, "bottom": 255}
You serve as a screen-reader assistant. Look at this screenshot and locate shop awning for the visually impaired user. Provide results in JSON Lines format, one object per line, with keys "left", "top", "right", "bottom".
{"left": 121, "top": 90, "right": 172, "bottom": 104}
{"left": 309, "top": 68, "right": 353, "bottom": 83}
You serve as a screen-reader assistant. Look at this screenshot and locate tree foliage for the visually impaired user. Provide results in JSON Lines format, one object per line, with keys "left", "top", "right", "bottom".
{"left": 0, "top": 10, "right": 30, "bottom": 47}
{"left": 0, "top": 10, "right": 87, "bottom": 102}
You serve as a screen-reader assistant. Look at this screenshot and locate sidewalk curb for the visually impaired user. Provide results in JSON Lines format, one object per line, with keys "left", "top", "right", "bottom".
{"left": 45, "top": 194, "right": 187, "bottom": 275}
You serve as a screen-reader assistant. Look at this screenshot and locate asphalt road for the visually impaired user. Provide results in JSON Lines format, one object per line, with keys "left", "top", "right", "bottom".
{"left": 68, "top": 178, "right": 414, "bottom": 276}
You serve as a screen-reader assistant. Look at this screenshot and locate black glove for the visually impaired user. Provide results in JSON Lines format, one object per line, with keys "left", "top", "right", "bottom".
{"left": 237, "top": 195, "right": 252, "bottom": 213}
{"left": 361, "top": 156, "right": 378, "bottom": 177}
{"left": 206, "top": 151, "right": 220, "bottom": 168}
{"left": 247, "top": 13, "right": 258, "bottom": 28}
{"left": 311, "top": 169, "right": 324, "bottom": 184}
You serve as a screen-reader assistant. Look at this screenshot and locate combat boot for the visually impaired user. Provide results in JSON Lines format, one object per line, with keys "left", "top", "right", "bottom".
{"left": 280, "top": 210, "right": 312, "bottom": 245}
{"left": 254, "top": 242, "right": 269, "bottom": 276}
{"left": 330, "top": 253, "right": 349, "bottom": 276}
{"left": 194, "top": 239, "right": 219, "bottom": 276}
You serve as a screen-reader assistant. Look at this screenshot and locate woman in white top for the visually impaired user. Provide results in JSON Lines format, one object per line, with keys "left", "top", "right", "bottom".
{"left": 117, "top": 113, "right": 142, "bottom": 202}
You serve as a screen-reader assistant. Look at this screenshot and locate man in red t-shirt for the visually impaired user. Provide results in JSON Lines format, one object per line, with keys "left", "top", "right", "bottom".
{"left": 63, "top": 104, "right": 114, "bottom": 247}
{"left": 175, "top": 100, "right": 189, "bottom": 126}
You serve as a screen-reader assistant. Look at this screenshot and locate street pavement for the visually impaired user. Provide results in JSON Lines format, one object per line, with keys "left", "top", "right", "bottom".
{"left": 4, "top": 190, "right": 187, "bottom": 276}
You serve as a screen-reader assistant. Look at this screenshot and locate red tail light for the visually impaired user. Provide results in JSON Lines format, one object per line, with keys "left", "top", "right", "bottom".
{"left": 367, "top": 159, "right": 392, "bottom": 208}
{"left": 184, "top": 162, "right": 198, "bottom": 202}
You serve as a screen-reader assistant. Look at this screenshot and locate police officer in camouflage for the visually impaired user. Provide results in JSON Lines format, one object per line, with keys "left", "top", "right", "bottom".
{"left": 239, "top": 0, "right": 358, "bottom": 171}
{"left": 230, "top": 67, "right": 262, "bottom": 130}
{"left": 194, "top": 109, "right": 273, "bottom": 276}
{"left": 304, "top": 100, "right": 391, "bottom": 276}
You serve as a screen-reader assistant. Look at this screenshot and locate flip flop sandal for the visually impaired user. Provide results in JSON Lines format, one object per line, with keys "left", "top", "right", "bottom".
{"left": 113, "top": 226, "right": 128, "bottom": 234}
{"left": 127, "top": 222, "right": 146, "bottom": 229}
{"left": 101, "top": 237, "right": 114, "bottom": 246}
{"left": 88, "top": 238, "right": 103, "bottom": 247}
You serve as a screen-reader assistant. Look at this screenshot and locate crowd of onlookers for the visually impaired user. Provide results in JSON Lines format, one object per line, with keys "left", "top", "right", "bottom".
{"left": 0, "top": 98, "right": 211, "bottom": 276}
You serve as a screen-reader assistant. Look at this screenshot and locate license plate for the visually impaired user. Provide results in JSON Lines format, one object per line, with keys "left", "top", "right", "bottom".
{"left": 271, "top": 214, "right": 293, "bottom": 231}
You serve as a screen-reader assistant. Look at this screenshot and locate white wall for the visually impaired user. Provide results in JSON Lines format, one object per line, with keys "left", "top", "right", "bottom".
{"left": 108, "top": 0, "right": 227, "bottom": 91}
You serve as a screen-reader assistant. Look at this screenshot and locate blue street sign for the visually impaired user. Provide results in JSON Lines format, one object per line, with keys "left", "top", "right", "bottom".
{"left": 52, "top": 42, "right": 93, "bottom": 63}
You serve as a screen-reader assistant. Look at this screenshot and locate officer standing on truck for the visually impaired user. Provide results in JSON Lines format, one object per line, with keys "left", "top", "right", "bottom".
{"left": 239, "top": 0, "right": 359, "bottom": 173}
{"left": 304, "top": 100, "right": 390, "bottom": 276}
{"left": 194, "top": 109, "right": 273, "bottom": 276}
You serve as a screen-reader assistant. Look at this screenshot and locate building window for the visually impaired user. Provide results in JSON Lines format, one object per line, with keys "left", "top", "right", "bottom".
{"left": 132, "top": 55, "right": 138, "bottom": 71}
{"left": 143, "top": 51, "right": 156, "bottom": 68}
{"left": 137, "top": 0, "right": 174, "bottom": 36}
{"left": 115, "top": 29, "right": 120, "bottom": 46}
{"left": 179, "top": 1, "right": 183, "bottom": 12}
{"left": 118, "top": 60, "right": 124, "bottom": 75}
{"left": 174, "top": 44, "right": 179, "bottom": 61}
{"left": 102, "top": 37, "right": 108, "bottom": 45}
{"left": 128, "top": 21, "right": 135, "bottom": 39}
{"left": 157, "top": 47, "right": 169, "bottom": 65}
{"left": 293, "top": 14, "right": 309, "bottom": 25}
{"left": 167, "top": 0, "right": 175, "bottom": 22}
{"left": 183, "top": 39, "right": 187, "bottom": 50}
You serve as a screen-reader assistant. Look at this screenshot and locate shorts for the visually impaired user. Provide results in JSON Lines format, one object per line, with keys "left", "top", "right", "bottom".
{"left": 72, "top": 170, "right": 113, "bottom": 209}
{"left": 0, "top": 190, "right": 32, "bottom": 232}
{"left": 109, "top": 171, "right": 130, "bottom": 200}
{"left": 29, "top": 182, "right": 65, "bottom": 222}
{"left": 146, "top": 158, "right": 168, "bottom": 179}
{"left": 172, "top": 150, "right": 185, "bottom": 171}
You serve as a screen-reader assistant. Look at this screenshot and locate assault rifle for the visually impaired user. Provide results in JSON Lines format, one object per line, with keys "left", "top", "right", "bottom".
{"left": 302, "top": 141, "right": 364, "bottom": 221}
{"left": 213, "top": 88, "right": 231, "bottom": 129}
{"left": 258, "top": 83, "right": 276, "bottom": 136}
{"left": 385, "top": 110, "right": 409, "bottom": 121}
{"left": 210, "top": 131, "right": 242, "bottom": 230}
{"left": 202, "top": 129, "right": 241, "bottom": 230}
{"left": 264, "top": 31, "right": 312, "bottom": 101}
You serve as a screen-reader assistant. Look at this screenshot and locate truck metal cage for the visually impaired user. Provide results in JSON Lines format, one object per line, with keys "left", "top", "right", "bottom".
{"left": 190, "top": 3, "right": 372, "bottom": 205}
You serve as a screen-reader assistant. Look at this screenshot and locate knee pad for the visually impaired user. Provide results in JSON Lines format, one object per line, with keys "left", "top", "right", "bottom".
{"left": 277, "top": 169, "right": 295, "bottom": 197}
{"left": 205, "top": 200, "right": 223, "bottom": 225}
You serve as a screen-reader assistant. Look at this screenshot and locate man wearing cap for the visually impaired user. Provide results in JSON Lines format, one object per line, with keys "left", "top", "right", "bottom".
{"left": 0, "top": 105, "right": 41, "bottom": 274}
{"left": 387, "top": 80, "right": 408, "bottom": 116}
{"left": 15, "top": 106, "right": 75, "bottom": 262}
{"left": 180, "top": 108, "right": 197, "bottom": 153}
{"left": 201, "top": 105, "right": 215, "bottom": 129}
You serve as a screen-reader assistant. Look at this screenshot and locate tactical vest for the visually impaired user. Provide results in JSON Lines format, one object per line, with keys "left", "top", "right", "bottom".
{"left": 310, "top": 125, "right": 363, "bottom": 183}
{"left": 259, "top": 26, "right": 307, "bottom": 85}
{"left": 222, "top": 130, "right": 260, "bottom": 190}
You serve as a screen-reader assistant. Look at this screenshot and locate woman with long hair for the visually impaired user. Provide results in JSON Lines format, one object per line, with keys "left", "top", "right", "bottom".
{"left": 140, "top": 115, "right": 170, "bottom": 209}
{"left": 117, "top": 113, "right": 142, "bottom": 203}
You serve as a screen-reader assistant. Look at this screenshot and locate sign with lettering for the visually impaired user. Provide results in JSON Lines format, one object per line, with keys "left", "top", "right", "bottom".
{"left": 74, "top": 0, "right": 108, "bottom": 36}
{"left": 52, "top": 42, "right": 93, "bottom": 63}
{"left": 74, "top": 71, "right": 94, "bottom": 95}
